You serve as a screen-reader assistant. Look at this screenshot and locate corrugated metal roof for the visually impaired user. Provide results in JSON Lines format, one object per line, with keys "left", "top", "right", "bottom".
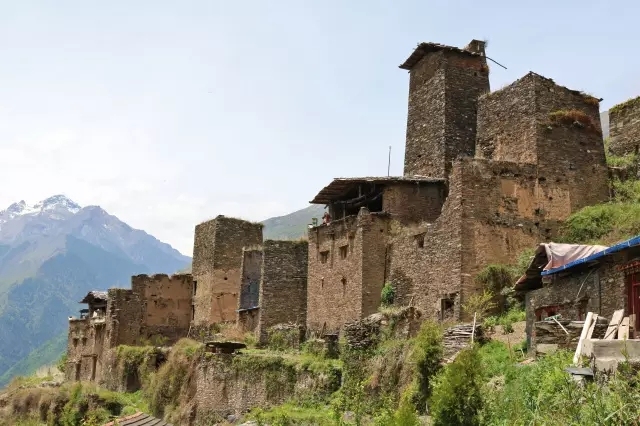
{"left": 103, "top": 412, "right": 171, "bottom": 426}
{"left": 541, "top": 235, "right": 640, "bottom": 276}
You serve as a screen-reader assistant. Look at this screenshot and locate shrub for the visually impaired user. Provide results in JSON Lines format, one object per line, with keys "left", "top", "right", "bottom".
{"left": 547, "top": 109, "right": 600, "bottom": 135}
{"left": 380, "top": 282, "right": 395, "bottom": 306}
{"left": 411, "top": 320, "right": 443, "bottom": 413}
{"left": 461, "top": 289, "right": 496, "bottom": 320}
{"left": 430, "top": 346, "right": 483, "bottom": 426}
{"left": 561, "top": 202, "right": 640, "bottom": 244}
{"left": 57, "top": 353, "right": 67, "bottom": 374}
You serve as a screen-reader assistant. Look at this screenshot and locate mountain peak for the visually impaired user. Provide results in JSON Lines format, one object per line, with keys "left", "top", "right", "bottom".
{"left": 35, "top": 195, "right": 81, "bottom": 213}
{"left": 1, "top": 194, "right": 81, "bottom": 220}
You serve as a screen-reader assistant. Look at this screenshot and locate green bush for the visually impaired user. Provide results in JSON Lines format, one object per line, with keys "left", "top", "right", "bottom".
{"left": 561, "top": 202, "right": 640, "bottom": 244}
{"left": 411, "top": 320, "right": 443, "bottom": 413}
{"left": 430, "top": 346, "right": 483, "bottom": 426}
{"left": 57, "top": 353, "right": 67, "bottom": 374}
{"left": 380, "top": 282, "right": 395, "bottom": 306}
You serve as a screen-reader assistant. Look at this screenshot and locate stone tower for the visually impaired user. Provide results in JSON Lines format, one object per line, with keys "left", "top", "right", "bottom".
{"left": 400, "top": 39, "right": 490, "bottom": 178}
{"left": 192, "top": 216, "right": 263, "bottom": 325}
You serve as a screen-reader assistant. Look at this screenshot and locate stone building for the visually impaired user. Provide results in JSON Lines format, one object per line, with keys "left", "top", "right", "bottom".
{"left": 65, "top": 274, "right": 193, "bottom": 383}
{"left": 65, "top": 291, "right": 108, "bottom": 382}
{"left": 608, "top": 95, "right": 640, "bottom": 156}
{"left": 516, "top": 236, "right": 640, "bottom": 348}
{"left": 192, "top": 216, "right": 263, "bottom": 325}
{"left": 237, "top": 240, "right": 308, "bottom": 343}
{"left": 307, "top": 39, "right": 610, "bottom": 331}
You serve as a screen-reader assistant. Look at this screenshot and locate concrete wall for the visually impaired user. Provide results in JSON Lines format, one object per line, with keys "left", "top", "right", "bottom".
{"left": 404, "top": 48, "right": 489, "bottom": 178}
{"left": 609, "top": 96, "right": 640, "bottom": 156}
{"left": 382, "top": 182, "right": 446, "bottom": 224}
{"left": 257, "top": 240, "right": 308, "bottom": 343}
{"left": 192, "top": 216, "right": 263, "bottom": 324}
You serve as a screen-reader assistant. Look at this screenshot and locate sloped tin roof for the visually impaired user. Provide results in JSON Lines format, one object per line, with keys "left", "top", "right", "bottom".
{"left": 103, "top": 411, "right": 171, "bottom": 426}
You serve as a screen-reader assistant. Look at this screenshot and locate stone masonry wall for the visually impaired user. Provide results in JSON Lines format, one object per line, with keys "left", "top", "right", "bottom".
{"left": 104, "top": 288, "right": 142, "bottom": 349}
{"left": 388, "top": 164, "right": 464, "bottom": 319}
{"left": 533, "top": 74, "right": 609, "bottom": 211}
{"left": 239, "top": 246, "right": 263, "bottom": 311}
{"left": 192, "top": 216, "right": 263, "bottom": 325}
{"left": 307, "top": 215, "right": 362, "bottom": 334}
{"left": 525, "top": 259, "right": 626, "bottom": 348}
{"left": 403, "top": 47, "right": 489, "bottom": 178}
{"left": 609, "top": 96, "right": 640, "bottom": 156}
{"left": 65, "top": 318, "right": 106, "bottom": 382}
{"left": 382, "top": 182, "right": 446, "bottom": 224}
{"left": 194, "top": 353, "right": 340, "bottom": 422}
{"left": 476, "top": 75, "right": 537, "bottom": 163}
{"left": 257, "top": 240, "right": 308, "bottom": 343}
{"left": 132, "top": 273, "right": 194, "bottom": 345}
{"left": 359, "top": 213, "right": 389, "bottom": 319}
{"left": 477, "top": 72, "right": 609, "bottom": 212}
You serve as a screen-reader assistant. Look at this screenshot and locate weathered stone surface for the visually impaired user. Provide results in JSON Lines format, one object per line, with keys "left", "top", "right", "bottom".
{"left": 403, "top": 41, "right": 490, "bottom": 178}
{"left": 525, "top": 245, "right": 640, "bottom": 348}
{"left": 257, "top": 240, "right": 308, "bottom": 343}
{"left": 192, "top": 216, "right": 263, "bottom": 324}
{"left": 609, "top": 96, "right": 640, "bottom": 156}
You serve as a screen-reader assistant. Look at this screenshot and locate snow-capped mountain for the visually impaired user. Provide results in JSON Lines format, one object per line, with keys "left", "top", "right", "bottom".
{"left": 0, "top": 194, "right": 190, "bottom": 386}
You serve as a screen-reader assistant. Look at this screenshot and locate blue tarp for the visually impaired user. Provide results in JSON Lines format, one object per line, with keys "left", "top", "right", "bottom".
{"left": 541, "top": 235, "right": 640, "bottom": 276}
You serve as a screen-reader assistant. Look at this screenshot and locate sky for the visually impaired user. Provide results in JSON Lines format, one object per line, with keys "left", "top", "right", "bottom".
{"left": 0, "top": 1, "right": 638, "bottom": 256}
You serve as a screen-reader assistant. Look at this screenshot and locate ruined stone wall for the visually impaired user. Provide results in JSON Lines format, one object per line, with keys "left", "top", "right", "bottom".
{"left": 532, "top": 75, "right": 609, "bottom": 211}
{"left": 609, "top": 96, "right": 640, "bottom": 156}
{"left": 194, "top": 353, "right": 340, "bottom": 422}
{"left": 192, "top": 216, "right": 263, "bottom": 325}
{"left": 525, "top": 259, "right": 627, "bottom": 348}
{"left": 105, "top": 288, "right": 142, "bottom": 349}
{"left": 476, "top": 72, "right": 609, "bottom": 212}
{"left": 65, "top": 314, "right": 108, "bottom": 382}
{"left": 359, "top": 214, "right": 389, "bottom": 319}
{"left": 382, "top": 182, "right": 445, "bottom": 224}
{"left": 388, "top": 164, "right": 464, "bottom": 319}
{"left": 257, "top": 240, "right": 308, "bottom": 342}
{"left": 476, "top": 75, "right": 537, "bottom": 163}
{"left": 238, "top": 309, "right": 259, "bottom": 333}
{"left": 307, "top": 216, "right": 362, "bottom": 333}
{"left": 133, "top": 273, "right": 194, "bottom": 345}
{"left": 239, "top": 247, "right": 263, "bottom": 311}
{"left": 403, "top": 49, "right": 489, "bottom": 178}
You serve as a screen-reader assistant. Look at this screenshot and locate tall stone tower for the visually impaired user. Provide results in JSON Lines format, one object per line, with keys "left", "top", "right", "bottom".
{"left": 400, "top": 39, "right": 490, "bottom": 178}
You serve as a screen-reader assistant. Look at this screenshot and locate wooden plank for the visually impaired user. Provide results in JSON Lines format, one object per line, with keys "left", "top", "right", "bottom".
{"left": 586, "top": 314, "right": 599, "bottom": 339}
{"left": 631, "top": 314, "right": 636, "bottom": 338}
{"left": 604, "top": 309, "right": 625, "bottom": 340}
{"left": 618, "top": 317, "right": 630, "bottom": 340}
{"left": 573, "top": 312, "right": 593, "bottom": 366}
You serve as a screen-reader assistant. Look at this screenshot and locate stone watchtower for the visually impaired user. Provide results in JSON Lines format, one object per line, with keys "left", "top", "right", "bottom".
{"left": 192, "top": 216, "right": 263, "bottom": 325}
{"left": 400, "top": 40, "right": 490, "bottom": 179}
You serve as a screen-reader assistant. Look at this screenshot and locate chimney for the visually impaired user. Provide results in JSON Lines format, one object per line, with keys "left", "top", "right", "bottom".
{"left": 464, "top": 39, "right": 486, "bottom": 56}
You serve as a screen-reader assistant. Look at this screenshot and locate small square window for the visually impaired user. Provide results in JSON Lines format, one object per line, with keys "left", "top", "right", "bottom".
{"left": 415, "top": 233, "right": 426, "bottom": 249}
{"left": 320, "top": 251, "right": 329, "bottom": 264}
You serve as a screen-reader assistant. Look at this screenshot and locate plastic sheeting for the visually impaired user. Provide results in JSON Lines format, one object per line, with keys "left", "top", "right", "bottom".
{"left": 515, "top": 242, "right": 608, "bottom": 290}
{"left": 540, "top": 242, "right": 608, "bottom": 271}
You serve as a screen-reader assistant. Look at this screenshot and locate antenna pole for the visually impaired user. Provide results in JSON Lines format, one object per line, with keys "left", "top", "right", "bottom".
{"left": 387, "top": 146, "right": 391, "bottom": 176}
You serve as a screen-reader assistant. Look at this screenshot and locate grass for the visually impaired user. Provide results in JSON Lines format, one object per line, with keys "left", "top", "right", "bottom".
{"left": 547, "top": 109, "right": 601, "bottom": 135}
{"left": 560, "top": 202, "right": 640, "bottom": 245}
{"left": 609, "top": 95, "right": 640, "bottom": 115}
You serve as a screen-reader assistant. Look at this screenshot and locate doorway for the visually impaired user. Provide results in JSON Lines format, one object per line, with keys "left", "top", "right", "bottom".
{"left": 626, "top": 272, "right": 640, "bottom": 336}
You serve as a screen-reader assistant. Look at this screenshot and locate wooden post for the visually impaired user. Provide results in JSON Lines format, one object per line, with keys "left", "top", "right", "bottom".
{"left": 471, "top": 312, "right": 477, "bottom": 344}
{"left": 573, "top": 312, "right": 593, "bottom": 366}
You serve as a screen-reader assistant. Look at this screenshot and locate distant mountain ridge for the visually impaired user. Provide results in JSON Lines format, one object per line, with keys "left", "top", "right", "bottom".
{"left": 0, "top": 195, "right": 190, "bottom": 386}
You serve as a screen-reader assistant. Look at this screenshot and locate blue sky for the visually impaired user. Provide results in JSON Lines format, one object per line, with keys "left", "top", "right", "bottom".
{"left": 0, "top": 1, "right": 637, "bottom": 255}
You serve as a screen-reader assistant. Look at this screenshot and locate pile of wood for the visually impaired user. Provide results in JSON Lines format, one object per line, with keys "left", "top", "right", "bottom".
{"left": 573, "top": 309, "right": 636, "bottom": 365}
{"left": 443, "top": 323, "right": 485, "bottom": 359}
{"left": 535, "top": 318, "right": 608, "bottom": 349}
